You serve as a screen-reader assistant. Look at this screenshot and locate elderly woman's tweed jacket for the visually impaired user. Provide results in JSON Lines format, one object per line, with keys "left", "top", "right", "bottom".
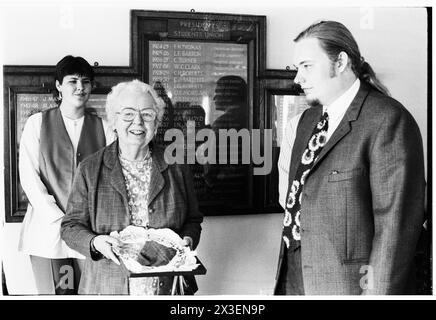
{"left": 61, "top": 140, "right": 203, "bottom": 294}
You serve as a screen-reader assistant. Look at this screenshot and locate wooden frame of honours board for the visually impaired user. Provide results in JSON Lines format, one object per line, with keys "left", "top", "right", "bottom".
{"left": 3, "top": 10, "right": 298, "bottom": 223}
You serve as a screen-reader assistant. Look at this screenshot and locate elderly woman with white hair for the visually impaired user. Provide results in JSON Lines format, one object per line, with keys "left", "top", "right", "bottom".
{"left": 61, "top": 79, "right": 203, "bottom": 295}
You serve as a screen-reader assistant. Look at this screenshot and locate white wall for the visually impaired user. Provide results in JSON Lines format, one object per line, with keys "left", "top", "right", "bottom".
{"left": 0, "top": 2, "right": 428, "bottom": 295}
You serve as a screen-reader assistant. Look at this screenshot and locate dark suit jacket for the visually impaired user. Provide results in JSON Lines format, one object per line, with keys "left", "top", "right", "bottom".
{"left": 275, "top": 83, "right": 425, "bottom": 295}
{"left": 61, "top": 140, "right": 203, "bottom": 295}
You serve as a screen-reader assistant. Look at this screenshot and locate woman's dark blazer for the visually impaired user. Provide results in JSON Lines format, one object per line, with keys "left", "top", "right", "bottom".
{"left": 61, "top": 140, "right": 203, "bottom": 295}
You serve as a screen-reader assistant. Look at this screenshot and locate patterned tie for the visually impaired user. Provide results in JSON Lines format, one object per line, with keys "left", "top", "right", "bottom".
{"left": 282, "top": 111, "right": 329, "bottom": 250}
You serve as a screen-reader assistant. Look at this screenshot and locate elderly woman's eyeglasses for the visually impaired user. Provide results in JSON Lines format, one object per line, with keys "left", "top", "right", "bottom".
{"left": 116, "top": 109, "right": 157, "bottom": 122}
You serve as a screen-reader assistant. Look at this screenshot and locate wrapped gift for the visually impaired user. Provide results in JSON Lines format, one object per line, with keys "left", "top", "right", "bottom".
{"left": 110, "top": 226, "right": 199, "bottom": 273}
{"left": 110, "top": 226, "right": 205, "bottom": 295}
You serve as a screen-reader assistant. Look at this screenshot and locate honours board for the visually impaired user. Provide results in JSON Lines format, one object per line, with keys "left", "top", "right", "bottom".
{"left": 148, "top": 40, "right": 252, "bottom": 212}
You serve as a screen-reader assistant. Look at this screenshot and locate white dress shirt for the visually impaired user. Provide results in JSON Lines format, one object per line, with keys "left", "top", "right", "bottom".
{"left": 18, "top": 110, "right": 114, "bottom": 258}
{"left": 62, "top": 114, "right": 84, "bottom": 168}
{"left": 278, "top": 79, "right": 361, "bottom": 209}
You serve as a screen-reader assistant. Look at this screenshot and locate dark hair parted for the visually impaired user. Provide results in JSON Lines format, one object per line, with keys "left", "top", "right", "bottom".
{"left": 55, "top": 55, "right": 95, "bottom": 83}
{"left": 294, "top": 20, "right": 390, "bottom": 96}
{"left": 53, "top": 55, "right": 95, "bottom": 104}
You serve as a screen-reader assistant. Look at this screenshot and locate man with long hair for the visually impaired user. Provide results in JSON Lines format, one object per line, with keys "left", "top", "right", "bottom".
{"left": 275, "top": 21, "right": 425, "bottom": 295}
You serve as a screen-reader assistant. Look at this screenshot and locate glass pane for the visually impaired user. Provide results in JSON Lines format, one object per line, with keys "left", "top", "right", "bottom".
{"left": 149, "top": 40, "right": 251, "bottom": 211}
{"left": 272, "top": 94, "right": 309, "bottom": 147}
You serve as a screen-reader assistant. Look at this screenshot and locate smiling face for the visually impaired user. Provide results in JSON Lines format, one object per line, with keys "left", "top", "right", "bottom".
{"left": 56, "top": 74, "right": 92, "bottom": 110}
{"left": 293, "top": 38, "right": 341, "bottom": 106}
{"left": 114, "top": 90, "right": 157, "bottom": 151}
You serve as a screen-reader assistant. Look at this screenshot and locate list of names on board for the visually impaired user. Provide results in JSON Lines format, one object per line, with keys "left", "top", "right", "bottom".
{"left": 149, "top": 40, "right": 252, "bottom": 210}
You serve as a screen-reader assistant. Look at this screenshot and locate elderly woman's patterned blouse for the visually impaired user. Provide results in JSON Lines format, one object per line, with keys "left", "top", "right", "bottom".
{"left": 119, "top": 151, "right": 163, "bottom": 295}
{"left": 119, "top": 152, "right": 152, "bottom": 228}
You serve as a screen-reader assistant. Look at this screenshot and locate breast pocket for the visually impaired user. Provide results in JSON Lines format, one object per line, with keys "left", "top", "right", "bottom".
{"left": 328, "top": 168, "right": 363, "bottom": 182}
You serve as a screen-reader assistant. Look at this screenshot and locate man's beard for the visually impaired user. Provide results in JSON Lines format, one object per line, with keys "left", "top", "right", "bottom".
{"left": 307, "top": 98, "right": 322, "bottom": 107}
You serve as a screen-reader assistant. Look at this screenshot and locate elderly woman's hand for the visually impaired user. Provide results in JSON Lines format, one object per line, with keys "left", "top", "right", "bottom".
{"left": 180, "top": 236, "right": 193, "bottom": 250}
{"left": 92, "top": 235, "right": 121, "bottom": 265}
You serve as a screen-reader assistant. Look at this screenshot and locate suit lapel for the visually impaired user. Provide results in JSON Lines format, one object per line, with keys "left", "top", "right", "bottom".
{"left": 312, "top": 82, "right": 371, "bottom": 169}
{"left": 288, "top": 106, "right": 322, "bottom": 182}
{"left": 110, "top": 159, "right": 129, "bottom": 205}
{"left": 103, "top": 141, "right": 129, "bottom": 206}
{"left": 312, "top": 118, "right": 351, "bottom": 168}
{"left": 148, "top": 145, "right": 167, "bottom": 205}
{"left": 298, "top": 107, "right": 322, "bottom": 153}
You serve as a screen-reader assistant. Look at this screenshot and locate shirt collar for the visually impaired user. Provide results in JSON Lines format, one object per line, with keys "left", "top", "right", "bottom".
{"left": 323, "top": 78, "right": 360, "bottom": 120}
